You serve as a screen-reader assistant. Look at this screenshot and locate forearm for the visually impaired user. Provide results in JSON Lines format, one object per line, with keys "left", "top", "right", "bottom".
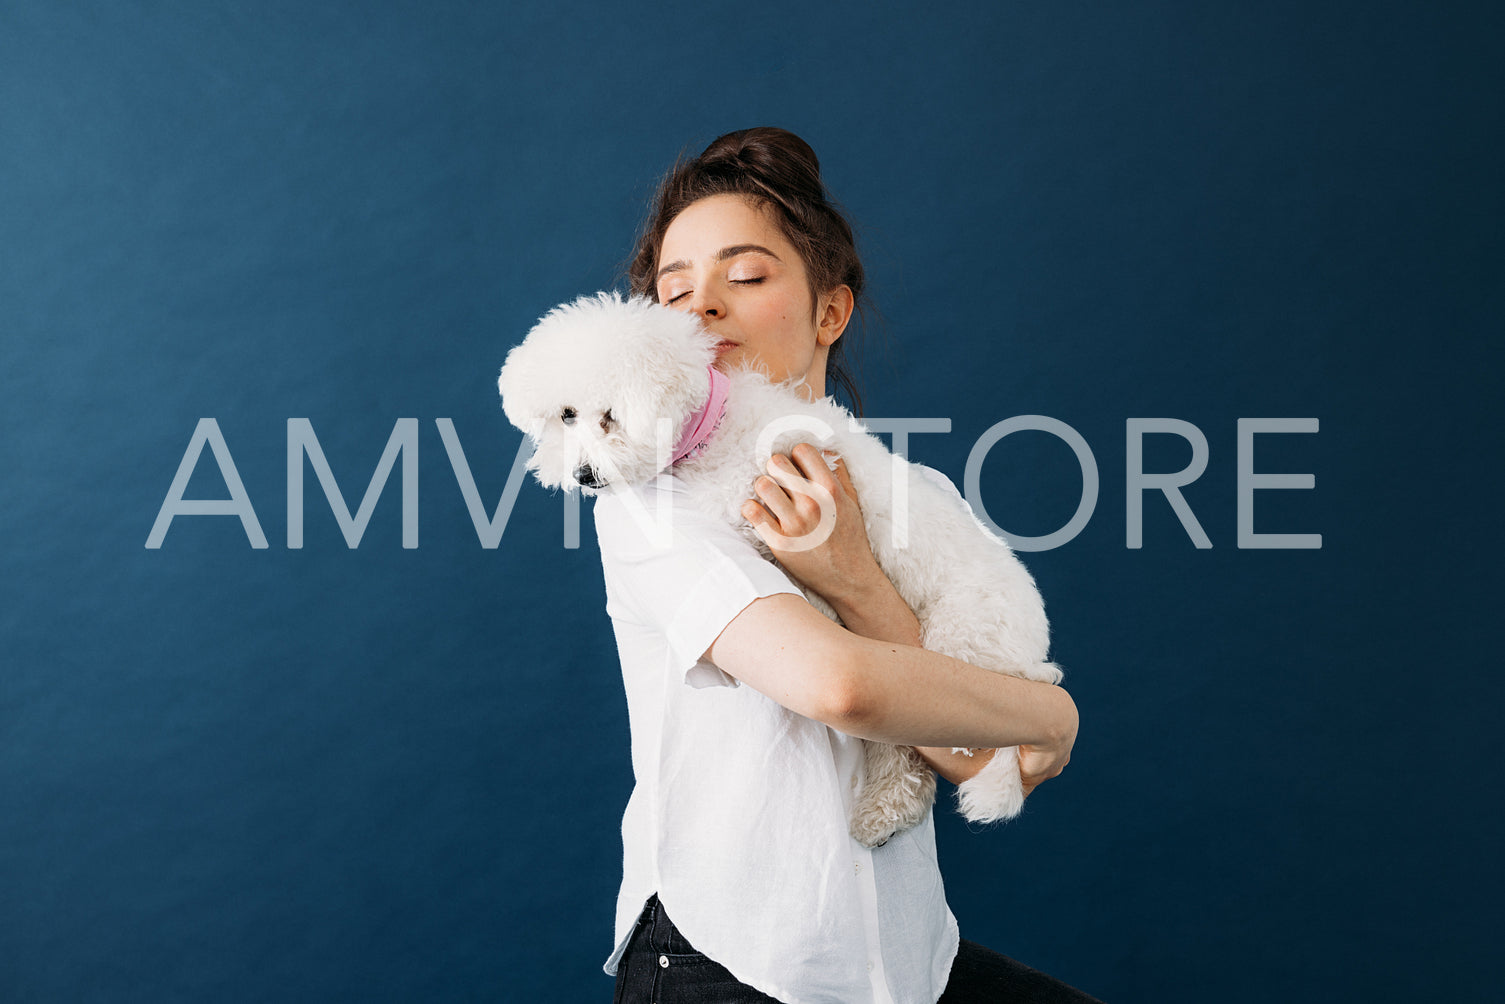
{"left": 835, "top": 636, "right": 1077, "bottom": 752}
{"left": 826, "top": 572, "right": 922, "bottom": 648}
{"left": 826, "top": 574, "right": 1012, "bottom": 785}
{"left": 710, "top": 598, "right": 1076, "bottom": 758}
{"left": 824, "top": 581, "right": 1071, "bottom": 752}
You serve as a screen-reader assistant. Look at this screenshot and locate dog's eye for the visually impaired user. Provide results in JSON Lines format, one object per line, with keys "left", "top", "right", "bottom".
{"left": 561, "top": 407, "right": 576, "bottom": 425}
{"left": 600, "top": 409, "right": 614, "bottom": 433}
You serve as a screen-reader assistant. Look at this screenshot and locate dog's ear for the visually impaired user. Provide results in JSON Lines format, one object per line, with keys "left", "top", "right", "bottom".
{"left": 497, "top": 340, "right": 547, "bottom": 439}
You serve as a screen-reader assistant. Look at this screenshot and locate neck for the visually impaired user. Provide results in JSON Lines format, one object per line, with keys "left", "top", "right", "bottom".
{"left": 798, "top": 348, "right": 830, "bottom": 401}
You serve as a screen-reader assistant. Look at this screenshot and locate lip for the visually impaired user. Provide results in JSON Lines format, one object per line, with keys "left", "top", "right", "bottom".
{"left": 713, "top": 340, "right": 738, "bottom": 354}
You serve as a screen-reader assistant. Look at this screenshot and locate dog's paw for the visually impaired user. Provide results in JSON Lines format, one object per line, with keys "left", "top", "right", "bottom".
{"left": 955, "top": 746, "right": 1027, "bottom": 824}
{"left": 849, "top": 745, "right": 937, "bottom": 846}
{"left": 849, "top": 813, "right": 898, "bottom": 849}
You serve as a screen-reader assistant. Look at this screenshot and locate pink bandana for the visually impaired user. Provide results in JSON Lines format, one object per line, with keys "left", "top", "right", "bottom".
{"left": 670, "top": 366, "right": 730, "bottom": 466}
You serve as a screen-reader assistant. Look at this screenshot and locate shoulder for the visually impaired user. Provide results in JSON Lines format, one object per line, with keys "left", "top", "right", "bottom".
{"left": 592, "top": 474, "right": 799, "bottom": 600}
{"left": 593, "top": 474, "right": 740, "bottom": 561}
{"left": 591, "top": 475, "right": 805, "bottom": 680}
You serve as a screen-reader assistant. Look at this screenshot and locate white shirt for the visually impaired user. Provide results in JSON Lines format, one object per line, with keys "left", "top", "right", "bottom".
{"left": 594, "top": 472, "right": 959, "bottom": 1004}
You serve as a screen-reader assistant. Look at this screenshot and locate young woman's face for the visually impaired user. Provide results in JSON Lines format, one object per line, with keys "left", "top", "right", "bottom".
{"left": 654, "top": 194, "right": 851, "bottom": 401}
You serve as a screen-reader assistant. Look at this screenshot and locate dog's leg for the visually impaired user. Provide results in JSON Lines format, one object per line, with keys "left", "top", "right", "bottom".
{"left": 955, "top": 744, "right": 1027, "bottom": 823}
{"left": 849, "top": 742, "right": 936, "bottom": 847}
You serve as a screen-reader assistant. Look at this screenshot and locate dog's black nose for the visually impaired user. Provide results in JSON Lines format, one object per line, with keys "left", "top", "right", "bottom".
{"left": 575, "top": 464, "right": 607, "bottom": 489}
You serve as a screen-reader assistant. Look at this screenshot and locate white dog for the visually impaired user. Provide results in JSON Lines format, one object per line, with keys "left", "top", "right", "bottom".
{"left": 498, "top": 291, "right": 1063, "bottom": 847}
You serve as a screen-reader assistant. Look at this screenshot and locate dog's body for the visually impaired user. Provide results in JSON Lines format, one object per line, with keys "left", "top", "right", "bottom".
{"left": 499, "top": 293, "right": 1063, "bottom": 846}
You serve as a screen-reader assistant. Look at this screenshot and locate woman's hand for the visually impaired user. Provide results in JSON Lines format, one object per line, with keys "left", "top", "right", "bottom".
{"left": 919, "top": 698, "right": 1075, "bottom": 790}
{"left": 741, "top": 443, "right": 890, "bottom": 616}
{"left": 1017, "top": 718, "right": 1076, "bottom": 796}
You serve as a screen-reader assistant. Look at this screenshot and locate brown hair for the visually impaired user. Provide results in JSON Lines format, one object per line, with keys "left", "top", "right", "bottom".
{"left": 627, "top": 127, "right": 867, "bottom": 413}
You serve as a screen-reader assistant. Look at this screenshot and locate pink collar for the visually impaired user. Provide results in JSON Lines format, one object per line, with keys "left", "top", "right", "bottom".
{"left": 671, "top": 366, "right": 729, "bottom": 466}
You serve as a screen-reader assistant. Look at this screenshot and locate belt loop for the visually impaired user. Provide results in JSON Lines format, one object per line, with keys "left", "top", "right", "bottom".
{"left": 647, "top": 893, "right": 667, "bottom": 953}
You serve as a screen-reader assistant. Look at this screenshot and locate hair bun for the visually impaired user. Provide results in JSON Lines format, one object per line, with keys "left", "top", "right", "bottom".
{"left": 699, "top": 127, "right": 824, "bottom": 201}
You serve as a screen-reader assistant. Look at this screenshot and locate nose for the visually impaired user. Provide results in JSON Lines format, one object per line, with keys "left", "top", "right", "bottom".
{"left": 688, "top": 288, "right": 726, "bottom": 321}
{"left": 574, "top": 463, "right": 607, "bottom": 489}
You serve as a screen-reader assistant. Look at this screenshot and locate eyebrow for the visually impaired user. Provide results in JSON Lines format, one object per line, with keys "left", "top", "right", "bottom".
{"left": 655, "top": 244, "right": 782, "bottom": 284}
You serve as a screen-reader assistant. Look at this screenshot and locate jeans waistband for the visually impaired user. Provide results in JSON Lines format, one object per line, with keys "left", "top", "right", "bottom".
{"left": 637, "top": 893, "right": 703, "bottom": 957}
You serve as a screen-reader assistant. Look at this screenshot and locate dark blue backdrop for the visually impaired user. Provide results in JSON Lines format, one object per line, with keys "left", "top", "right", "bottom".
{"left": 3, "top": 2, "right": 1501, "bottom": 1001}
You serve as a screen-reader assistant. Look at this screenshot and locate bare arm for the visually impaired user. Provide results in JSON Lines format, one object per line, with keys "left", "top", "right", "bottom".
{"left": 833, "top": 576, "right": 1073, "bottom": 795}
{"left": 727, "top": 445, "right": 1076, "bottom": 787}
{"left": 704, "top": 593, "right": 1077, "bottom": 754}
{"left": 824, "top": 572, "right": 1001, "bottom": 785}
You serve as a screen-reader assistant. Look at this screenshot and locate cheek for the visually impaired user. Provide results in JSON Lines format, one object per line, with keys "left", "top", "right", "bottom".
{"left": 753, "top": 303, "right": 802, "bottom": 348}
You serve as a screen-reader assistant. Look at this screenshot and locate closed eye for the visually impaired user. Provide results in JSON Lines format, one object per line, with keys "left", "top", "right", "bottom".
{"left": 666, "top": 278, "right": 761, "bottom": 303}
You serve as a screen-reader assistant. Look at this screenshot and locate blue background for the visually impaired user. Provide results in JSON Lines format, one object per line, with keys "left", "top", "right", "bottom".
{"left": 3, "top": 1, "right": 1501, "bottom": 1001}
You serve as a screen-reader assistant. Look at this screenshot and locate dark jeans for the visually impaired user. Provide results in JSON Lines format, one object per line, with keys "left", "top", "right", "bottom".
{"left": 612, "top": 894, "right": 1104, "bottom": 1003}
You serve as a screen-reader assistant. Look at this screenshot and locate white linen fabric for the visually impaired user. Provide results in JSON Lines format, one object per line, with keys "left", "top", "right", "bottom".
{"left": 594, "top": 471, "right": 960, "bottom": 1004}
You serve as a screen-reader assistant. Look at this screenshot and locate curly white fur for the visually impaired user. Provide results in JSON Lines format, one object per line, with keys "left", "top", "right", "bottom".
{"left": 499, "top": 292, "right": 1064, "bottom": 847}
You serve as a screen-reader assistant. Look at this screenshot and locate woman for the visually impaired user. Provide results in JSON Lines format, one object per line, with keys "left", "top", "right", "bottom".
{"left": 598, "top": 127, "right": 1097, "bottom": 1003}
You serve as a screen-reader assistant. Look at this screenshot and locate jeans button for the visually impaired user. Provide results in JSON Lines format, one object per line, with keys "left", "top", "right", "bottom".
{"left": 659, "top": 954, "right": 670, "bottom": 968}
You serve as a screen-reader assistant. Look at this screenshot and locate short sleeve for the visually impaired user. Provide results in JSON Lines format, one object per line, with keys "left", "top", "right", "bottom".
{"left": 592, "top": 475, "right": 804, "bottom": 688}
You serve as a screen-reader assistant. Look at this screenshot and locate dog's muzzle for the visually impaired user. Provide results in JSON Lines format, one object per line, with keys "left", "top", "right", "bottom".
{"left": 574, "top": 464, "right": 607, "bottom": 489}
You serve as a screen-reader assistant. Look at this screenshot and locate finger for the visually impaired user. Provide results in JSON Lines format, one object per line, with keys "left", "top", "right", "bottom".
{"left": 827, "top": 455, "right": 861, "bottom": 509}
{"left": 753, "top": 474, "right": 800, "bottom": 528}
{"left": 742, "top": 500, "right": 780, "bottom": 547}
{"left": 766, "top": 455, "right": 827, "bottom": 523}
{"left": 789, "top": 443, "right": 839, "bottom": 494}
{"left": 755, "top": 466, "right": 838, "bottom": 553}
{"left": 766, "top": 452, "right": 807, "bottom": 486}
{"left": 769, "top": 451, "right": 824, "bottom": 491}
{"left": 1018, "top": 759, "right": 1065, "bottom": 796}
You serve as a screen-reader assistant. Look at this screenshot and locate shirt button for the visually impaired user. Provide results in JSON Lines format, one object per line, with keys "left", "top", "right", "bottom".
{"left": 854, "top": 860, "right": 862, "bottom": 875}
{"left": 659, "top": 954, "right": 669, "bottom": 968}
{"left": 867, "top": 961, "right": 874, "bottom": 972}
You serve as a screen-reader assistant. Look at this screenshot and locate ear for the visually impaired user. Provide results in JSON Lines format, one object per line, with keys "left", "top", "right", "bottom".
{"left": 816, "top": 284, "right": 855, "bottom": 348}
{"left": 497, "top": 343, "right": 543, "bottom": 437}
